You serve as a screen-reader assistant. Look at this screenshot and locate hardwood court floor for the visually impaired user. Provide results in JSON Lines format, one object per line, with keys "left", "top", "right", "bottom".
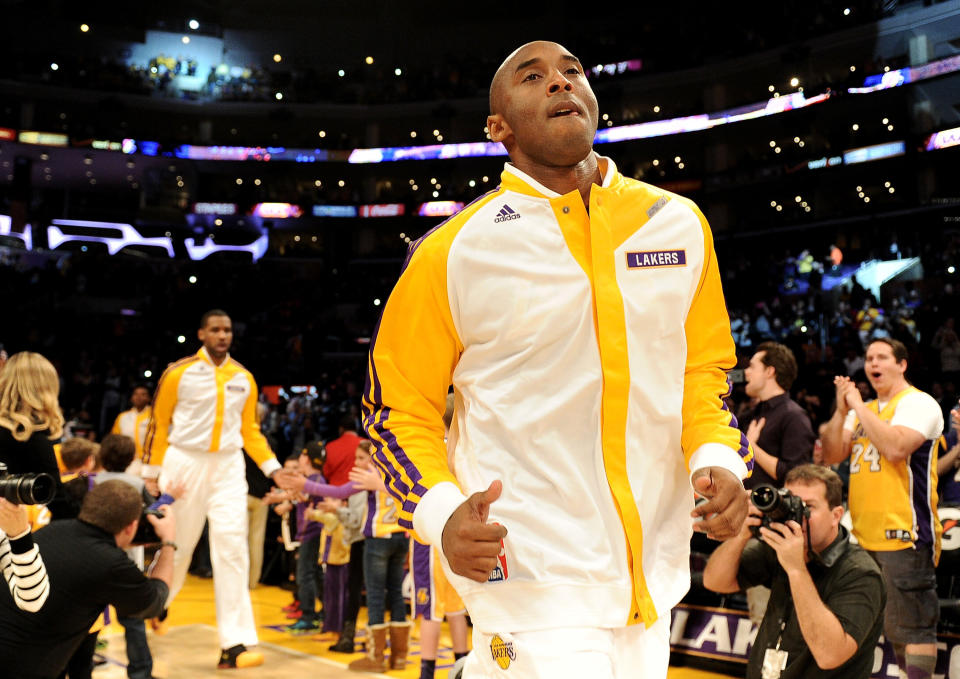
{"left": 91, "top": 575, "right": 732, "bottom": 679}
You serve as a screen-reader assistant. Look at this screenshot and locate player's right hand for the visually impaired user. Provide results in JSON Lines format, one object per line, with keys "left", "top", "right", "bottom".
{"left": 441, "top": 480, "right": 508, "bottom": 583}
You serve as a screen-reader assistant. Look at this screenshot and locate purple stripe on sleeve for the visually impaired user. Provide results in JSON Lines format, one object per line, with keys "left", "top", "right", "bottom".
{"left": 910, "top": 439, "right": 936, "bottom": 547}
{"left": 363, "top": 491, "right": 377, "bottom": 538}
{"left": 372, "top": 406, "right": 426, "bottom": 491}
{"left": 412, "top": 541, "right": 434, "bottom": 619}
{"left": 721, "top": 394, "right": 755, "bottom": 472}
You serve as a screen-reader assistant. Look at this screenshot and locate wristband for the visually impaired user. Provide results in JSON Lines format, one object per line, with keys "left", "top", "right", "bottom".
{"left": 160, "top": 541, "right": 177, "bottom": 551}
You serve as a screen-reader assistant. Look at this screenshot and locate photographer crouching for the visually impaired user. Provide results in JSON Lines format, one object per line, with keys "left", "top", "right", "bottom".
{"left": 703, "top": 465, "right": 885, "bottom": 678}
{"left": 0, "top": 480, "right": 175, "bottom": 679}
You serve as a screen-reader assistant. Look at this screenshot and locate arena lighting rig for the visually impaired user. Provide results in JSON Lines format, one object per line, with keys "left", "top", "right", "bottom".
{"left": 100, "top": 54, "right": 960, "bottom": 165}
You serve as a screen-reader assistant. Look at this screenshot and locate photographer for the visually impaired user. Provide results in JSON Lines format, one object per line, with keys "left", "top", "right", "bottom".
{"left": 0, "top": 480, "right": 176, "bottom": 679}
{"left": 703, "top": 465, "right": 885, "bottom": 678}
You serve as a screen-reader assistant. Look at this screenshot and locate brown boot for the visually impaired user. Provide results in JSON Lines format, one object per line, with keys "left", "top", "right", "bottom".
{"left": 388, "top": 621, "right": 412, "bottom": 670}
{"left": 348, "top": 624, "right": 388, "bottom": 672}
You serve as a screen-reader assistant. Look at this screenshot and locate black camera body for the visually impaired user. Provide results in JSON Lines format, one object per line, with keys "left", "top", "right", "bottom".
{"left": 0, "top": 462, "right": 56, "bottom": 505}
{"left": 750, "top": 484, "right": 809, "bottom": 538}
{"left": 131, "top": 507, "right": 165, "bottom": 546}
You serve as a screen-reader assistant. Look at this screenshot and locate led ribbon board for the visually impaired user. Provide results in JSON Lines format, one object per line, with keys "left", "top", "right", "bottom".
{"left": 47, "top": 220, "right": 174, "bottom": 256}
{"left": 0, "top": 214, "right": 32, "bottom": 249}
{"left": 184, "top": 234, "right": 268, "bottom": 261}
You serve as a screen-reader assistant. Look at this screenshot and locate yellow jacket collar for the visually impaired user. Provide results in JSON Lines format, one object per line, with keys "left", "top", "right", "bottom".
{"left": 197, "top": 346, "right": 230, "bottom": 366}
{"left": 500, "top": 153, "right": 619, "bottom": 199}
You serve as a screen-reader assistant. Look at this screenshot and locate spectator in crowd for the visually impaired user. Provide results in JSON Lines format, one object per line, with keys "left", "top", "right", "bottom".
{"left": 111, "top": 385, "right": 152, "bottom": 477}
{"left": 324, "top": 413, "right": 363, "bottom": 486}
{"left": 58, "top": 438, "right": 98, "bottom": 476}
{"left": 287, "top": 441, "right": 328, "bottom": 634}
{"left": 0, "top": 352, "right": 64, "bottom": 483}
{"left": 742, "top": 342, "right": 816, "bottom": 492}
{"left": 328, "top": 446, "right": 369, "bottom": 654}
{"left": 142, "top": 309, "right": 281, "bottom": 670}
{"left": 276, "top": 441, "right": 375, "bottom": 653}
{"left": 364, "top": 40, "right": 750, "bottom": 678}
{"left": 822, "top": 338, "right": 944, "bottom": 679}
{"left": 348, "top": 439, "right": 409, "bottom": 673}
{"left": 938, "top": 406, "right": 960, "bottom": 507}
{"left": 305, "top": 496, "right": 352, "bottom": 636}
{"left": 703, "top": 465, "right": 886, "bottom": 678}
{"left": 0, "top": 480, "right": 175, "bottom": 679}
{"left": 932, "top": 317, "right": 960, "bottom": 385}
{"left": 47, "top": 437, "right": 99, "bottom": 521}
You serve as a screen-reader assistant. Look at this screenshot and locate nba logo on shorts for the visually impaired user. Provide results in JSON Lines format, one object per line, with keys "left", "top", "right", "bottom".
{"left": 487, "top": 533, "right": 509, "bottom": 583}
{"left": 490, "top": 634, "right": 516, "bottom": 669}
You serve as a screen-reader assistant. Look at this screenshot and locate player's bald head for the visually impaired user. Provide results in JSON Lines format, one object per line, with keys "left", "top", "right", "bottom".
{"left": 489, "top": 40, "right": 575, "bottom": 115}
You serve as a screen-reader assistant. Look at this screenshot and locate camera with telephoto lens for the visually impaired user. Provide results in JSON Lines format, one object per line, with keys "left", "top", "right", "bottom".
{"left": 0, "top": 462, "right": 56, "bottom": 505}
{"left": 131, "top": 507, "right": 165, "bottom": 546}
{"left": 750, "top": 484, "right": 809, "bottom": 538}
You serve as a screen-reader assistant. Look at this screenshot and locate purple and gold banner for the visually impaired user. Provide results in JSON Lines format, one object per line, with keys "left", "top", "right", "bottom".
{"left": 669, "top": 604, "right": 960, "bottom": 677}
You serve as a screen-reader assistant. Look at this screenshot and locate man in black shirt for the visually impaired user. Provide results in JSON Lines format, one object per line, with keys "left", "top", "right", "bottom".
{"left": 742, "top": 342, "right": 816, "bottom": 489}
{"left": 703, "top": 465, "right": 885, "bottom": 678}
{"left": 0, "top": 480, "right": 176, "bottom": 679}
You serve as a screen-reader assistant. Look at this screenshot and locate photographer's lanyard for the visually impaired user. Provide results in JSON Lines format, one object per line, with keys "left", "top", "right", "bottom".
{"left": 761, "top": 619, "right": 789, "bottom": 679}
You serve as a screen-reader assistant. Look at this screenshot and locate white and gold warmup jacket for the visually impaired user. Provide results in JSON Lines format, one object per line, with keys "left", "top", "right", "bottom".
{"left": 363, "top": 156, "right": 753, "bottom": 632}
{"left": 143, "top": 347, "right": 279, "bottom": 477}
{"left": 112, "top": 405, "right": 152, "bottom": 470}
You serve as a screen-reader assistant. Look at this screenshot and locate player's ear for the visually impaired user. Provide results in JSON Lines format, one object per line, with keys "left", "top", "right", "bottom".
{"left": 487, "top": 113, "right": 512, "bottom": 144}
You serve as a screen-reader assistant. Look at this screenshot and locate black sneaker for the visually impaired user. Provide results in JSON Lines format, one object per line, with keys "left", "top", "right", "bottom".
{"left": 217, "top": 644, "right": 264, "bottom": 669}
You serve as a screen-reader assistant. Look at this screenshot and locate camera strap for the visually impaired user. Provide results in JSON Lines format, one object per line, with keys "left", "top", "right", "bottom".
{"left": 761, "top": 619, "right": 789, "bottom": 679}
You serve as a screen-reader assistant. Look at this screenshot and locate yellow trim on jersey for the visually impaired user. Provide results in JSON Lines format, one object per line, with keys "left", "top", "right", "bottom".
{"left": 363, "top": 189, "right": 502, "bottom": 529}
{"left": 678, "top": 199, "right": 751, "bottom": 472}
{"left": 143, "top": 355, "right": 198, "bottom": 465}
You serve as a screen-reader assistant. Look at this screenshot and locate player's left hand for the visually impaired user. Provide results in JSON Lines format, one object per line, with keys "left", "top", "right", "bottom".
{"left": 691, "top": 467, "right": 748, "bottom": 540}
{"left": 759, "top": 520, "right": 806, "bottom": 575}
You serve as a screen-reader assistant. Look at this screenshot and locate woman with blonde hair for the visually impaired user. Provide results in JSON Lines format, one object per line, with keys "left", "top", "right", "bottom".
{"left": 0, "top": 352, "right": 59, "bottom": 614}
{"left": 0, "top": 351, "right": 64, "bottom": 481}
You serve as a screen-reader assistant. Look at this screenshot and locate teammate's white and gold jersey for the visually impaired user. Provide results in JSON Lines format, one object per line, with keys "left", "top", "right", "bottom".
{"left": 143, "top": 347, "right": 279, "bottom": 477}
